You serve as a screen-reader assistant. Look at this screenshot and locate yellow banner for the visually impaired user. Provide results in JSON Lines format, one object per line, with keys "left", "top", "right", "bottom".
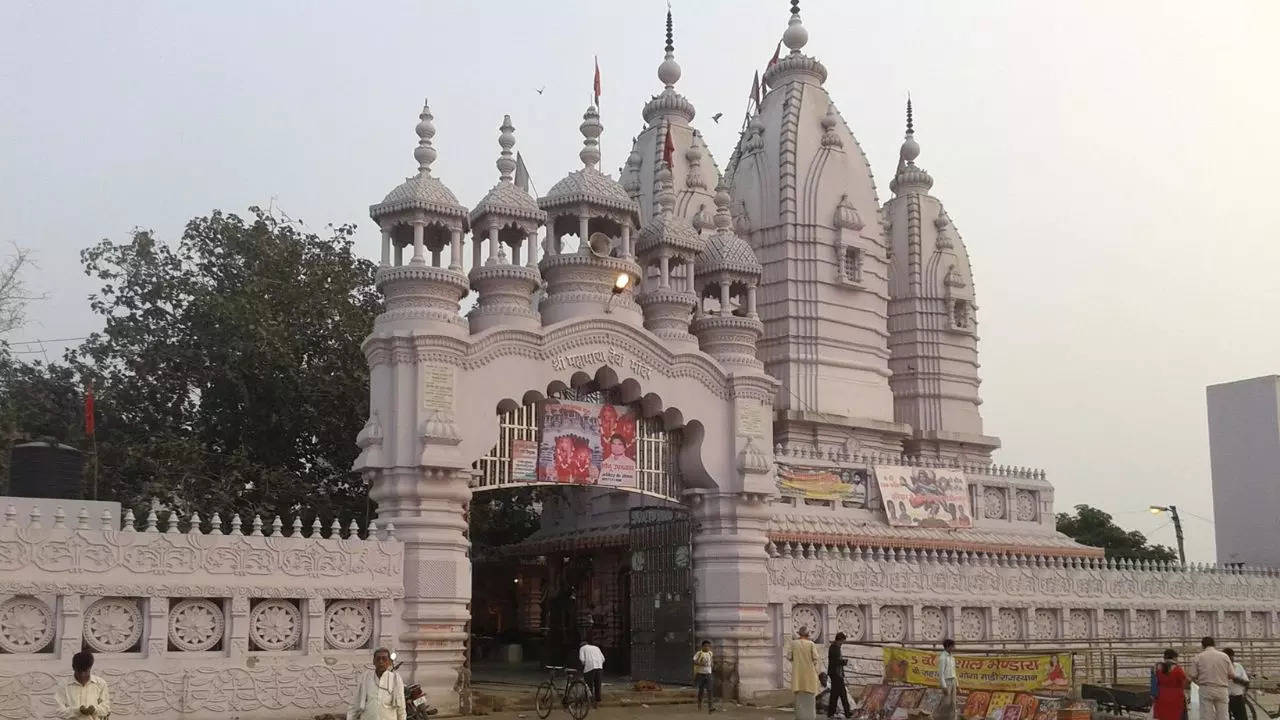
{"left": 883, "top": 648, "right": 1072, "bottom": 693}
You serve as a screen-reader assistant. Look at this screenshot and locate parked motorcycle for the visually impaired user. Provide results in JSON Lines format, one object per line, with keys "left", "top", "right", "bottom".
{"left": 391, "top": 658, "right": 439, "bottom": 718}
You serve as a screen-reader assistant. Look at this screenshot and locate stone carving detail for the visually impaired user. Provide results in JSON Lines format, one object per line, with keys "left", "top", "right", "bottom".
{"left": 168, "top": 598, "right": 224, "bottom": 652}
{"left": 1134, "top": 610, "right": 1156, "bottom": 639}
{"left": 1191, "top": 611, "right": 1212, "bottom": 637}
{"left": 249, "top": 599, "right": 302, "bottom": 651}
{"left": 836, "top": 605, "right": 865, "bottom": 641}
{"left": 879, "top": 606, "right": 907, "bottom": 642}
{"left": 995, "top": 608, "right": 1021, "bottom": 640}
{"left": 1166, "top": 611, "right": 1186, "bottom": 638}
{"left": 1033, "top": 608, "right": 1058, "bottom": 639}
{"left": 0, "top": 662, "right": 360, "bottom": 718}
{"left": 0, "top": 597, "right": 54, "bottom": 654}
{"left": 82, "top": 598, "right": 143, "bottom": 653}
{"left": 792, "top": 605, "right": 823, "bottom": 641}
{"left": 919, "top": 607, "right": 946, "bottom": 642}
{"left": 1101, "top": 610, "right": 1124, "bottom": 638}
{"left": 325, "top": 600, "right": 374, "bottom": 650}
{"left": 983, "top": 488, "right": 1007, "bottom": 519}
{"left": 1067, "top": 609, "right": 1092, "bottom": 639}
{"left": 1247, "top": 612, "right": 1267, "bottom": 638}
{"left": 958, "top": 608, "right": 985, "bottom": 641}
{"left": 1014, "top": 490, "right": 1037, "bottom": 521}
{"left": 1221, "top": 612, "right": 1242, "bottom": 639}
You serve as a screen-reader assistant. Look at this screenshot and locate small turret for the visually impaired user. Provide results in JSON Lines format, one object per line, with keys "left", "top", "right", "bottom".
{"left": 691, "top": 184, "right": 763, "bottom": 368}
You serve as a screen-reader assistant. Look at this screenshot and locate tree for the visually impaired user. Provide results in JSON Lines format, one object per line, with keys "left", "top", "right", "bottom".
{"left": 60, "top": 207, "right": 381, "bottom": 525}
{"left": 0, "top": 349, "right": 84, "bottom": 494}
{"left": 0, "top": 243, "right": 44, "bottom": 336}
{"left": 1056, "top": 504, "right": 1178, "bottom": 562}
{"left": 468, "top": 486, "right": 541, "bottom": 551}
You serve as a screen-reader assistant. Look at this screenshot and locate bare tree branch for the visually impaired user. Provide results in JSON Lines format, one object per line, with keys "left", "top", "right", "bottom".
{"left": 0, "top": 243, "right": 48, "bottom": 336}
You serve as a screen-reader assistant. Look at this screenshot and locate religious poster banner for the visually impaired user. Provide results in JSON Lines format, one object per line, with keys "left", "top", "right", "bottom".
{"left": 510, "top": 439, "right": 538, "bottom": 481}
{"left": 537, "top": 400, "right": 638, "bottom": 487}
{"left": 874, "top": 465, "right": 973, "bottom": 528}
{"left": 776, "top": 464, "right": 867, "bottom": 503}
{"left": 883, "top": 648, "right": 1072, "bottom": 694}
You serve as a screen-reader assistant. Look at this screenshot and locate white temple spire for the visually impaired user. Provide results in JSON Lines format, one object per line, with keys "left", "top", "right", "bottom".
{"left": 783, "top": 0, "right": 808, "bottom": 54}
{"left": 496, "top": 114, "right": 517, "bottom": 182}
{"left": 413, "top": 99, "right": 437, "bottom": 175}
{"left": 658, "top": 6, "right": 682, "bottom": 89}
{"left": 579, "top": 105, "right": 602, "bottom": 168}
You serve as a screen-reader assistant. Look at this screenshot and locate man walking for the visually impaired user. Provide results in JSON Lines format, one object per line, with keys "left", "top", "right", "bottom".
{"left": 55, "top": 651, "right": 110, "bottom": 719}
{"left": 1188, "top": 637, "right": 1233, "bottom": 720}
{"left": 347, "top": 647, "right": 406, "bottom": 720}
{"left": 935, "top": 639, "right": 959, "bottom": 720}
{"left": 1223, "top": 649, "right": 1250, "bottom": 720}
{"left": 826, "top": 632, "right": 852, "bottom": 719}
{"left": 579, "top": 637, "right": 605, "bottom": 706}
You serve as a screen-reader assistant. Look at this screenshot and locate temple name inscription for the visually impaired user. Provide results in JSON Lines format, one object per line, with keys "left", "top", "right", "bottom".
{"left": 551, "top": 349, "right": 652, "bottom": 380}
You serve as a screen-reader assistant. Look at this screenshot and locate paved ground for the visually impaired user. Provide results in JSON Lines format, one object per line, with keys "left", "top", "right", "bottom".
{"left": 475, "top": 705, "right": 791, "bottom": 720}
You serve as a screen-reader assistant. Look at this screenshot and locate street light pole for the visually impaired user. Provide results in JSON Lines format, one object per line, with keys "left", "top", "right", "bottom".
{"left": 1150, "top": 504, "right": 1187, "bottom": 567}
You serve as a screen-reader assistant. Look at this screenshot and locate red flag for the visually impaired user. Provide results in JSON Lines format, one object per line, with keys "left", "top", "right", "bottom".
{"left": 84, "top": 383, "right": 95, "bottom": 436}
{"left": 750, "top": 70, "right": 761, "bottom": 108}
{"left": 662, "top": 123, "right": 675, "bottom": 168}
{"left": 768, "top": 40, "right": 781, "bottom": 67}
{"left": 593, "top": 56, "right": 601, "bottom": 106}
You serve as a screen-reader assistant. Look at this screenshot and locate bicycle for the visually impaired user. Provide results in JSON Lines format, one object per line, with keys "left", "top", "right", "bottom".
{"left": 535, "top": 665, "right": 592, "bottom": 720}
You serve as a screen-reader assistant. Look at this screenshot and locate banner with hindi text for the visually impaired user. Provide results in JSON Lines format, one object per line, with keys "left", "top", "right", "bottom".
{"left": 883, "top": 647, "right": 1072, "bottom": 693}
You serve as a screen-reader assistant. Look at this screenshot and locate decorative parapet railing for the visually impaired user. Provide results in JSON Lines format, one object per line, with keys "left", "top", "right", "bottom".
{"left": 0, "top": 503, "right": 404, "bottom": 720}
{"left": 771, "top": 444, "right": 1047, "bottom": 481}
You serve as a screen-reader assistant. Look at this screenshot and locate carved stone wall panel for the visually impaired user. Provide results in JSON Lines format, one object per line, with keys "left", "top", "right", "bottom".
{"left": 791, "top": 605, "right": 823, "bottom": 642}
{"left": 168, "top": 599, "right": 225, "bottom": 652}
{"left": 1101, "top": 610, "right": 1124, "bottom": 639}
{"left": 1191, "top": 611, "right": 1212, "bottom": 638}
{"left": 983, "top": 489, "right": 1007, "bottom": 520}
{"left": 1166, "top": 611, "right": 1186, "bottom": 638}
{"left": 995, "top": 608, "right": 1022, "bottom": 640}
{"left": 0, "top": 596, "right": 54, "bottom": 654}
{"left": 1248, "top": 612, "right": 1267, "bottom": 638}
{"left": 1222, "top": 612, "right": 1242, "bottom": 639}
{"left": 919, "top": 607, "right": 946, "bottom": 642}
{"left": 958, "top": 608, "right": 985, "bottom": 641}
{"left": 249, "top": 599, "right": 302, "bottom": 651}
{"left": 1032, "top": 608, "right": 1058, "bottom": 639}
{"left": 879, "top": 606, "right": 907, "bottom": 642}
{"left": 1067, "top": 609, "right": 1091, "bottom": 639}
{"left": 1014, "top": 491, "right": 1038, "bottom": 522}
{"left": 836, "top": 605, "right": 865, "bottom": 641}
{"left": 1133, "top": 610, "right": 1156, "bottom": 639}
{"left": 82, "top": 597, "right": 143, "bottom": 653}
{"left": 325, "top": 600, "right": 374, "bottom": 650}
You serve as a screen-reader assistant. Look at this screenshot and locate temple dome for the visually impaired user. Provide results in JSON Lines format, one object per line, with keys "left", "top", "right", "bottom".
{"left": 370, "top": 100, "right": 469, "bottom": 226}
{"left": 541, "top": 166, "right": 637, "bottom": 215}
{"left": 696, "top": 188, "right": 761, "bottom": 276}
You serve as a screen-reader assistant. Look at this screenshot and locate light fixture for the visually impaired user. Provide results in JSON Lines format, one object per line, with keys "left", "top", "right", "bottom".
{"left": 1147, "top": 504, "right": 1186, "bottom": 567}
{"left": 390, "top": 651, "right": 397, "bottom": 662}
{"left": 613, "top": 273, "right": 630, "bottom": 293}
{"left": 1149, "top": 505, "right": 1166, "bottom": 515}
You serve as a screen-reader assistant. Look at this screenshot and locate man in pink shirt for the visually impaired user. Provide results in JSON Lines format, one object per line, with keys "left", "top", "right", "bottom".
{"left": 1188, "top": 636, "right": 1234, "bottom": 720}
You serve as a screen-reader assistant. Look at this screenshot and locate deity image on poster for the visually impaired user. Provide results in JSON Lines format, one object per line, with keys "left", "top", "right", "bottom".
{"left": 537, "top": 400, "right": 638, "bottom": 487}
{"left": 874, "top": 465, "right": 973, "bottom": 528}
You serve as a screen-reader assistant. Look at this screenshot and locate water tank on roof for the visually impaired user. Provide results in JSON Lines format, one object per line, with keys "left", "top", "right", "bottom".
{"left": 9, "top": 439, "right": 84, "bottom": 500}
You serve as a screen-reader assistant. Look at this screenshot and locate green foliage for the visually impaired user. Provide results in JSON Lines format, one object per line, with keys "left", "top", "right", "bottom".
{"left": 1056, "top": 504, "right": 1178, "bottom": 562}
{"left": 469, "top": 486, "right": 541, "bottom": 550}
{"left": 0, "top": 207, "right": 380, "bottom": 526}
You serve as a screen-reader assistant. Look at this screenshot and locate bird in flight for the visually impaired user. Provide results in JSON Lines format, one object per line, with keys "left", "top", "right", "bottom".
{"left": 711, "top": 113, "right": 723, "bottom": 123}
{"left": 536, "top": 86, "right": 546, "bottom": 95}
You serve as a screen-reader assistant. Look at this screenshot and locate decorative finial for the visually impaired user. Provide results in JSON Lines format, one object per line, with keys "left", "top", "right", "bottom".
{"left": 783, "top": 0, "right": 808, "bottom": 52}
{"left": 497, "top": 114, "right": 517, "bottom": 182}
{"left": 658, "top": 6, "right": 682, "bottom": 88}
{"left": 899, "top": 96, "right": 921, "bottom": 164}
{"left": 713, "top": 182, "right": 733, "bottom": 230}
{"left": 906, "top": 95, "right": 914, "bottom": 136}
{"left": 579, "top": 105, "right": 602, "bottom": 168}
{"left": 413, "top": 99, "right": 438, "bottom": 175}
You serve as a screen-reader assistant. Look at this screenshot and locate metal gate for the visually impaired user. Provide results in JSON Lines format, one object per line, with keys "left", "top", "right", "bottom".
{"left": 628, "top": 506, "right": 694, "bottom": 685}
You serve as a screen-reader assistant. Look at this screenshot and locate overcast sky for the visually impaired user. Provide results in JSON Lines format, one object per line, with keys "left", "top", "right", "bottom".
{"left": 3, "top": 1, "right": 1277, "bottom": 562}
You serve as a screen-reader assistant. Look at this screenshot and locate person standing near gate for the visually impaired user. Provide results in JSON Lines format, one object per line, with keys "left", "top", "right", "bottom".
{"left": 347, "top": 647, "right": 406, "bottom": 720}
{"left": 1223, "top": 649, "right": 1250, "bottom": 720}
{"left": 934, "top": 639, "right": 959, "bottom": 720}
{"left": 694, "top": 640, "right": 716, "bottom": 712}
{"left": 1188, "top": 637, "right": 1233, "bottom": 720}
{"left": 787, "top": 626, "right": 821, "bottom": 720}
{"left": 826, "top": 632, "right": 852, "bottom": 719}
{"left": 579, "top": 638, "right": 605, "bottom": 707}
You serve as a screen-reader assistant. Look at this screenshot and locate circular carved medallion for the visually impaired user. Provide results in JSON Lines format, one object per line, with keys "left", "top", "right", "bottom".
{"left": 250, "top": 600, "right": 302, "bottom": 651}
{"left": 0, "top": 597, "right": 54, "bottom": 654}
{"left": 958, "top": 608, "right": 985, "bottom": 641}
{"left": 996, "top": 608, "right": 1022, "bottom": 640}
{"left": 792, "top": 605, "right": 822, "bottom": 642}
{"left": 836, "top": 606, "right": 865, "bottom": 641}
{"left": 83, "top": 598, "right": 143, "bottom": 653}
{"left": 879, "top": 607, "right": 907, "bottom": 642}
{"left": 983, "top": 489, "right": 1007, "bottom": 519}
{"left": 919, "top": 607, "right": 946, "bottom": 642}
{"left": 1014, "top": 491, "right": 1037, "bottom": 521}
{"left": 1067, "top": 610, "right": 1092, "bottom": 639}
{"left": 1101, "top": 611, "right": 1124, "bottom": 639}
{"left": 1033, "top": 609, "right": 1058, "bottom": 639}
{"left": 325, "top": 600, "right": 374, "bottom": 650}
{"left": 1134, "top": 611, "right": 1155, "bottom": 639}
{"left": 168, "top": 598, "right": 224, "bottom": 652}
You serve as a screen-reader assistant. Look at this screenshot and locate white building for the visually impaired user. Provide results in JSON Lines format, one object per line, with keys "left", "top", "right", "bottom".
{"left": 1208, "top": 375, "right": 1280, "bottom": 567}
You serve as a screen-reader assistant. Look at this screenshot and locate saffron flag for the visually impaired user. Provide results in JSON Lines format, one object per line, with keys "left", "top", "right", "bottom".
{"left": 750, "top": 70, "right": 761, "bottom": 108}
{"left": 593, "top": 56, "right": 601, "bottom": 106}
{"left": 514, "top": 151, "right": 531, "bottom": 192}
{"left": 84, "top": 383, "right": 95, "bottom": 436}
{"left": 662, "top": 123, "right": 675, "bottom": 167}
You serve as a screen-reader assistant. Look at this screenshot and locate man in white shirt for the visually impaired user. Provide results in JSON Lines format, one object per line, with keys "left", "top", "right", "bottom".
{"left": 1189, "top": 636, "right": 1234, "bottom": 720}
{"left": 579, "top": 638, "right": 605, "bottom": 706}
{"left": 934, "top": 639, "right": 958, "bottom": 720}
{"left": 348, "top": 647, "right": 406, "bottom": 720}
{"left": 56, "top": 651, "right": 111, "bottom": 719}
{"left": 1223, "top": 648, "right": 1250, "bottom": 720}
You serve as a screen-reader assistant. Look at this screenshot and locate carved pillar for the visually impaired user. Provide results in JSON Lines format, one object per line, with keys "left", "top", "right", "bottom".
{"left": 412, "top": 220, "right": 426, "bottom": 264}
{"left": 578, "top": 215, "right": 589, "bottom": 248}
{"left": 621, "top": 224, "right": 632, "bottom": 259}
{"left": 747, "top": 285, "right": 758, "bottom": 317}
{"left": 719, "top": 281, "right": 732, "bottom": 314}
{"left": 910, "top": 604, "right": 922, "bottom": 642}
{"left": 450, "top": 229, "right": 463, "bottom": 271}
{"left": 59, "top": 594, "right": 83, "bottom": 659}
{"left": 487, "top": 224, "right": 499, "bottom": 265}
{"left": 395, "top": 243, "right": 404, "bottom": 266}
{"left": 146, "top": 597, "right": 169, "bottom": 659}
{"left": 378, "top": 598, "right": 397, "bottom": 652}
{"left": 381, "top": 228, "right": 392, "bottom": 266}
{"left": 306, "top": 595, "right": 325, "bottom": 655}
{"left": 659, "top": 255, "right": 670, "bottom": 288}
{"left": 689, "top": 491, "right": 774, "bottom": 702}
{"left": 869, "top": 604, "right": 882, "bottom": 641}
{"left": 229, "top": 594, "right": 250, "bottom": 658}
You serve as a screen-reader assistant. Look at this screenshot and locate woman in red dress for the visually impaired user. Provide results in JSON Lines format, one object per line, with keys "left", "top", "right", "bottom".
{"left": 1153, "top": 649, "right": 1188, "bottom": 720}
